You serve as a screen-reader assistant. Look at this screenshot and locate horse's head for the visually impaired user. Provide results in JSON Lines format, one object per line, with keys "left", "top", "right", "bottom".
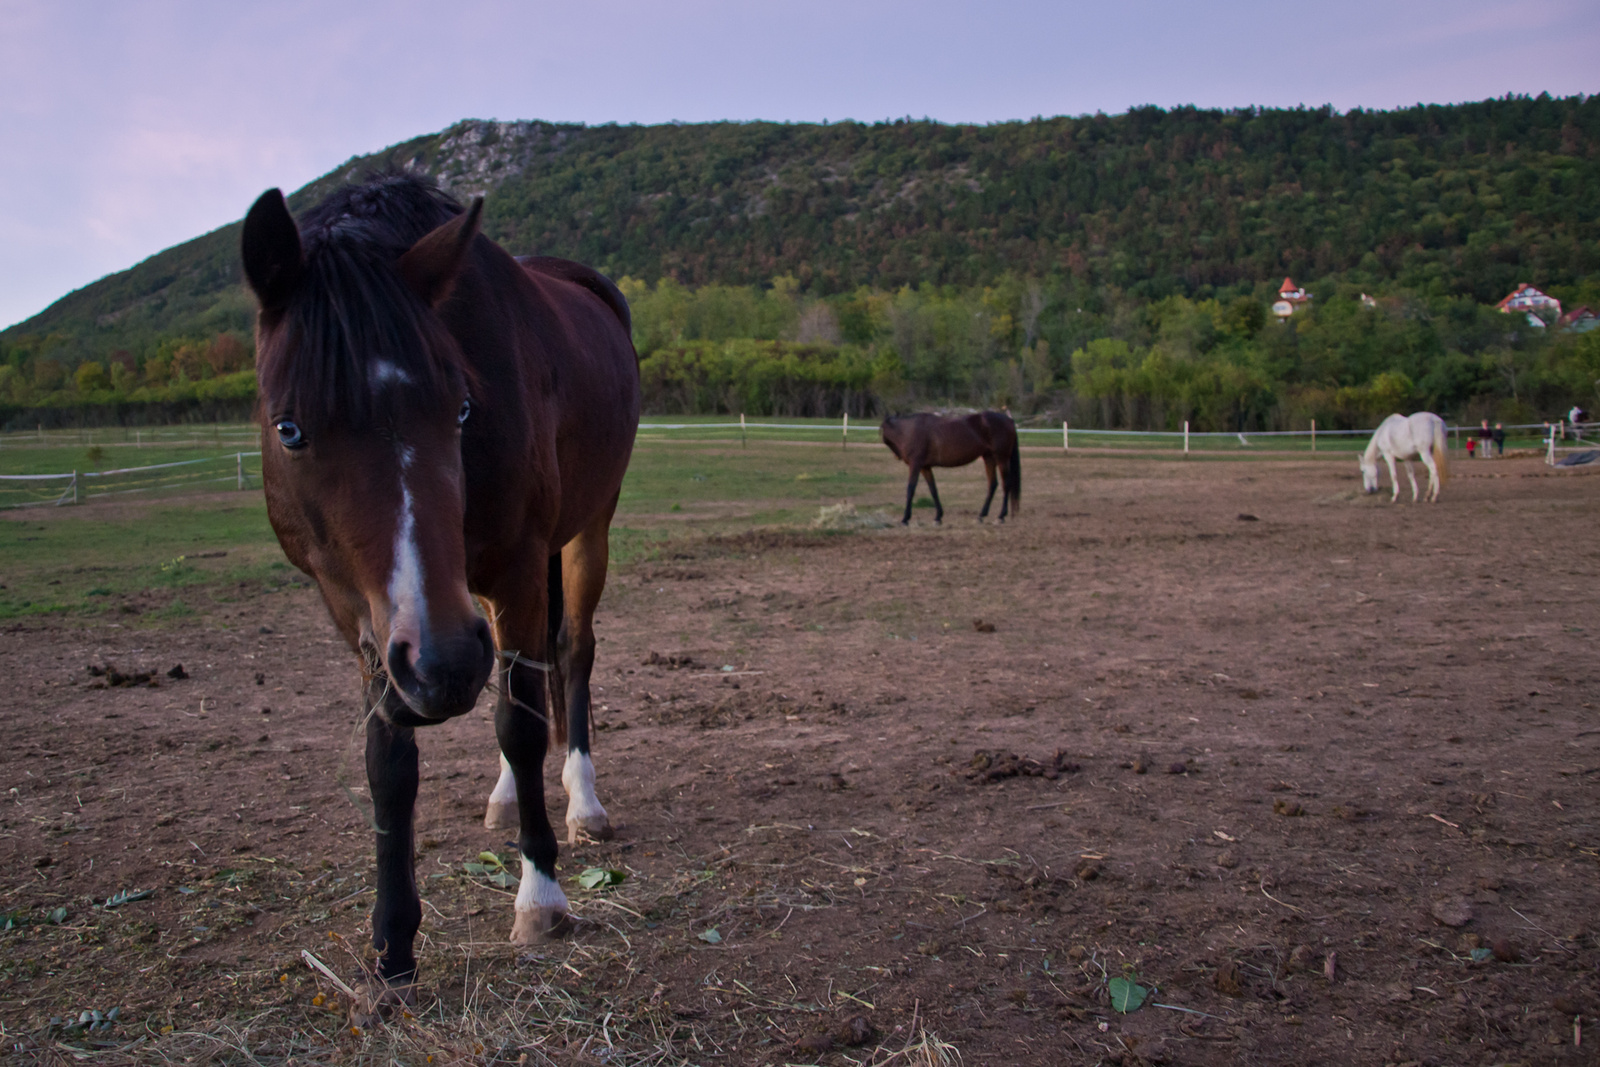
{"left": 1359, "top": 453, "right": 1379, "bottom": 493}
{"left": 242, "top": 184, "right": 494, "bottom": 725}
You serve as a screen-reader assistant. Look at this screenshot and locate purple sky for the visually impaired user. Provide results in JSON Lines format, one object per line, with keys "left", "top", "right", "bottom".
{"left": 2, "top": 0, "right": 1595, "bottom": 329}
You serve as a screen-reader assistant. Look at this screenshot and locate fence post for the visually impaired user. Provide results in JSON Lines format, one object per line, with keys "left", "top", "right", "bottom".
{"left": 237, "top": 452, "right": 245, "bottom": 490}
{"left": 72, "top": 470, "right": 79, "bottom": 505}
{"left": 740, "top": 413, "right": 747, "bottom": 449}
{"left": 1547, "top": 428, "right": 1557, "bottom": 466}
{"left": 842, "top": 412, "right": 848, "bottom": 450}
{"left": 1183, "top": 421, "right": 1190, "bottom": 455}
{"left": 1063, "top": 421, "right": 1069, "bottom": 452}
{"left": 1310, "top": 419, "right": 1316, "bottom": 453}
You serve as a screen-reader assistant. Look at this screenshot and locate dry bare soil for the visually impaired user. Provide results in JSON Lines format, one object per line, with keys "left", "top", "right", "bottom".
{"left": 2, "top": 451, "right": 1598, "bottom": 1066}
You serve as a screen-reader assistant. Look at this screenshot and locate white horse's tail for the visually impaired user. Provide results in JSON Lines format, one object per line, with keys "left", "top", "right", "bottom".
{"left": 1432, "top": 422, "right": 1449, "bottom": 486}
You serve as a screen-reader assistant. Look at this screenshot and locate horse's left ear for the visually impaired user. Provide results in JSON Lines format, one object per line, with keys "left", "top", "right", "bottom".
{"left": 241, "top": 188, "right": 304, "bottom": 313}
{"left": 399, "top": 197, "right": 483, "bottom": 307}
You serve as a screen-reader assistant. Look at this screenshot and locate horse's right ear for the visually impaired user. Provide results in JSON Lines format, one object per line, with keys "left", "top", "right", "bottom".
{"left": 399, "top": 197, "right": 483, "bottom": 308}
{"left": 241, "top": 189, "right": 304, "bottom": 312}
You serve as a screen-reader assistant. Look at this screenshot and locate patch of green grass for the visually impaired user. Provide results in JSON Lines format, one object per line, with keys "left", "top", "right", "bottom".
{"left": 617, "top": 440, "right": 902, "bottom": 526}
{"left": 0, "top": 498, "right": 288, "bottom": 621}
{"left": 0, "top": 437, "right": 920, "bottom": 620}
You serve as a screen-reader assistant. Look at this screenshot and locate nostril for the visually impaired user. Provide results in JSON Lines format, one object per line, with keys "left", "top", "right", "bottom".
{"left": 387, "top": 639, "right": 418, "bottom": 688}
{"left": 474, "top": 618, "right": 494, "bottom": 670}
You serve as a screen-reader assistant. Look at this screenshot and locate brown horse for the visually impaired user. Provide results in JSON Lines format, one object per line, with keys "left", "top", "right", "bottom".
{"left": 242, "top": 175, "right": 640, "bottom": 1000}
{"left": 880, "top": 411, "right": 1020, "bottom": 524}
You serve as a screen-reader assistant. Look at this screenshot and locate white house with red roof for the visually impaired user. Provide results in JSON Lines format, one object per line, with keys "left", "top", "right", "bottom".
{"left": 1496, "top": 283, "right": 1561, "bottom": 316}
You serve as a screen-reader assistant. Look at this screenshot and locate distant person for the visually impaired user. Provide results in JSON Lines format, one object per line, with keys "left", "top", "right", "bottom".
{"left": 1478, "top": 419, "right": 1492, "bottom": 458}
{"left": 1571, "top": 406, "right": 1587, "bottom": 441}
{"left": 1492, "top": 423, "right": 1506, "bottom": 456}
{"left": 1466, "top": 436, "right": 1476, "bottom": 459}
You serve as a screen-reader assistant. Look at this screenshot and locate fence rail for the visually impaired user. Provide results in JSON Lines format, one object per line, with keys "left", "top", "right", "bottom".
{"left": 0, "top": 452, "right": 262, "bottom": 509}
{"left": 5, "top": 417, "right": 1592, "bottom": 509}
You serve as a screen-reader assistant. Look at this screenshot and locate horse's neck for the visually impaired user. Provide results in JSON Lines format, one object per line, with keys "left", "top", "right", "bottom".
{"left": 1364, "top": 435, "right": 1383, "bottom": 463}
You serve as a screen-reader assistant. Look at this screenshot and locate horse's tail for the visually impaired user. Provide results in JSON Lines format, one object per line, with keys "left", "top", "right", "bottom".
{"left": 1432, "top": 423, "right": 1449, "bottom": 487}
{"left": 1005, "top": 437, "right": 1022, "bottom": 514}
{"left": 546, "top": 552, "right": 568, "bottom": 749}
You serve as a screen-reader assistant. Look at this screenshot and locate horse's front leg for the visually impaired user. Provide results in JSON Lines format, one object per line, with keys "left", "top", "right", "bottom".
{"left": 1384, "top": 455, "right": 1400, "bottom": 503}
{"left": 901, "top": 464, "right": 920, "bottom": 525}
{"left": 978, "top": 457, "right": 999, "bottom": 520}
{"left": 364, "top": 698, "right": 422, "bottom": 994}
{"left": 922, "top": 468, "right": 943, "bottom": 524}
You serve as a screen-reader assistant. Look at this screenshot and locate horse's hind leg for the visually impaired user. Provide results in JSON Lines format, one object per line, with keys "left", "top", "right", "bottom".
{"left": 978, "top": 457, "right": 999, "bottom": 520}
{"left": 1422, "top": 456, "right": 1440, "bottom": 503}
{"left": 923, "top": 468, "right": 943, "bottom": 524}
{"left": 486, "top": 556, "right": 569, "bottom": 944}
{"left": 484, "top": 753, "right": 518, "bottom": 829}
{"left": 557, "top": 507, "right": 617, "bottom": 844}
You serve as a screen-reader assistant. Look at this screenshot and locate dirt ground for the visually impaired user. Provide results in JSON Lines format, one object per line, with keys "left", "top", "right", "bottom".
{"left": 1, "top": 450, "right": 1597, "bottom": 1066}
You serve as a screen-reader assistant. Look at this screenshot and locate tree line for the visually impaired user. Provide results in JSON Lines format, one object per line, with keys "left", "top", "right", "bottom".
{"left": 13, "top": 272, "right": 1594, "bottom": 431}
{"left": 3, "top": 94, "right": 1597, "bottom": 429}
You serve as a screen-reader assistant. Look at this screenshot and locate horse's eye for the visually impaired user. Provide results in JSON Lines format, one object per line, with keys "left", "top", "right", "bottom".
{"left": 275, "top": 420, "right": 306, "bottom": 449}
{"left": 458, "top": 399, "right": 471, "bottom": 425}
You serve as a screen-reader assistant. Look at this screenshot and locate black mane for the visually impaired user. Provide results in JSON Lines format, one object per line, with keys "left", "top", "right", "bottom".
{"left": 261, "top": 174, "right": 468, "bottom": 426}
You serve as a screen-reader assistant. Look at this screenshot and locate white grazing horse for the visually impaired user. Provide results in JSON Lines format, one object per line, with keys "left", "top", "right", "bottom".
{"left": 1360, "top": 412, "right": 1449, "bottom": 503}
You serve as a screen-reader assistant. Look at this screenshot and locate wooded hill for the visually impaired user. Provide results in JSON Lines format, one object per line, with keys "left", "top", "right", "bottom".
{"left": 3, "top": 95, "right": 1598, "bottom": 430}
{"left": 10, "top": 95, "right": 1599, "bottom": 352}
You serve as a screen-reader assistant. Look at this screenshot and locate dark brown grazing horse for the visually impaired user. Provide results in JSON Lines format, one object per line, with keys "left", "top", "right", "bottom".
{"left": 880, "top": 411, "right": 1020, "bottom": 525}
{"left": 242, "top": 175, "right": 639, "bottom": 1002}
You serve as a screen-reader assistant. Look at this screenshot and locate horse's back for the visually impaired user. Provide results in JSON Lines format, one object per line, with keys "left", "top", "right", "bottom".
{"left": 464, "top": 249, "right": 639, "bottom": 550}
{"left": 971, "top": 410, "right": 1017, "bottom": 451}
{"left": 1407, "top": 411, "right": 1445, "bottom": 441}
{"left": 517, "top": 256, "right": 632, "bottom": 336}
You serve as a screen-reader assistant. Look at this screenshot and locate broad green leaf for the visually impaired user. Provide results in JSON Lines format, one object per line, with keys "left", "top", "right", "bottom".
{"left": 697, "top": 928, "right": 723, "bottom": 944}
{"left": 478, "top": 851, "right": 506, "bottom": 868}
{"left": 576, "top": 867, "right": 627, "bottom": 890}
{"left": 1108, "top": 976, "right": 1147, "bottom": 1013}
{"left": 1470, "top": 947, "right": 1494, "bottom": 963}
{"left": 47, "top": 907, "right": 67, "bottom": 924}
{"left": 102, "top": 889, "right": 153, "bottom": 909}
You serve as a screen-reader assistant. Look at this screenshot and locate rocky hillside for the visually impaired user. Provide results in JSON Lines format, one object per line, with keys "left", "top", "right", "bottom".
{"left": 6, "top": 95, "right": 1598, "bottom": 364}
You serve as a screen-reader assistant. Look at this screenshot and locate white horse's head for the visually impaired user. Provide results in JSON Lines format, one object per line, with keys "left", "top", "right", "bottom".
{"left": 1359, "top": 454, "right": 1379, "bottom": 493}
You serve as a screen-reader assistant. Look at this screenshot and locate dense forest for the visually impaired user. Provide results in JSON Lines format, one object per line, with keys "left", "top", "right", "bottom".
{"left": 3, "top": 94, "right": 1598, "bottom": 429}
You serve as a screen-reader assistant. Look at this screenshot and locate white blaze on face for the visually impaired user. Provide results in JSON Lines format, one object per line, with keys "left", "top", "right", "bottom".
{"left": 517, "top": 856, "right": 569, "bottom": 918}
{"left": 371, "top": 360, "right": 413, "bottom": 388}
{"left": 562, "top": 750, "right": 607, "bottom": 828}
{"left": 386, "top": 446, "right": 426, "bottom": 628}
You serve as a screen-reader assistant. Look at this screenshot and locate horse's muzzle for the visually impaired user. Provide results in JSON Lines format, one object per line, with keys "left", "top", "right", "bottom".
{"left": 386, "top": 618, "right": 495, "bottom": 721}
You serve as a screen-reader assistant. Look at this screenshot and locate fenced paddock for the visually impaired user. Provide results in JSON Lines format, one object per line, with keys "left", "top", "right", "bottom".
{"left": 0, "top": 439, "right": 1595, "bottom": 1064}
{"left": 2, "top": 417, "right": 1580, "bottom": 510}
